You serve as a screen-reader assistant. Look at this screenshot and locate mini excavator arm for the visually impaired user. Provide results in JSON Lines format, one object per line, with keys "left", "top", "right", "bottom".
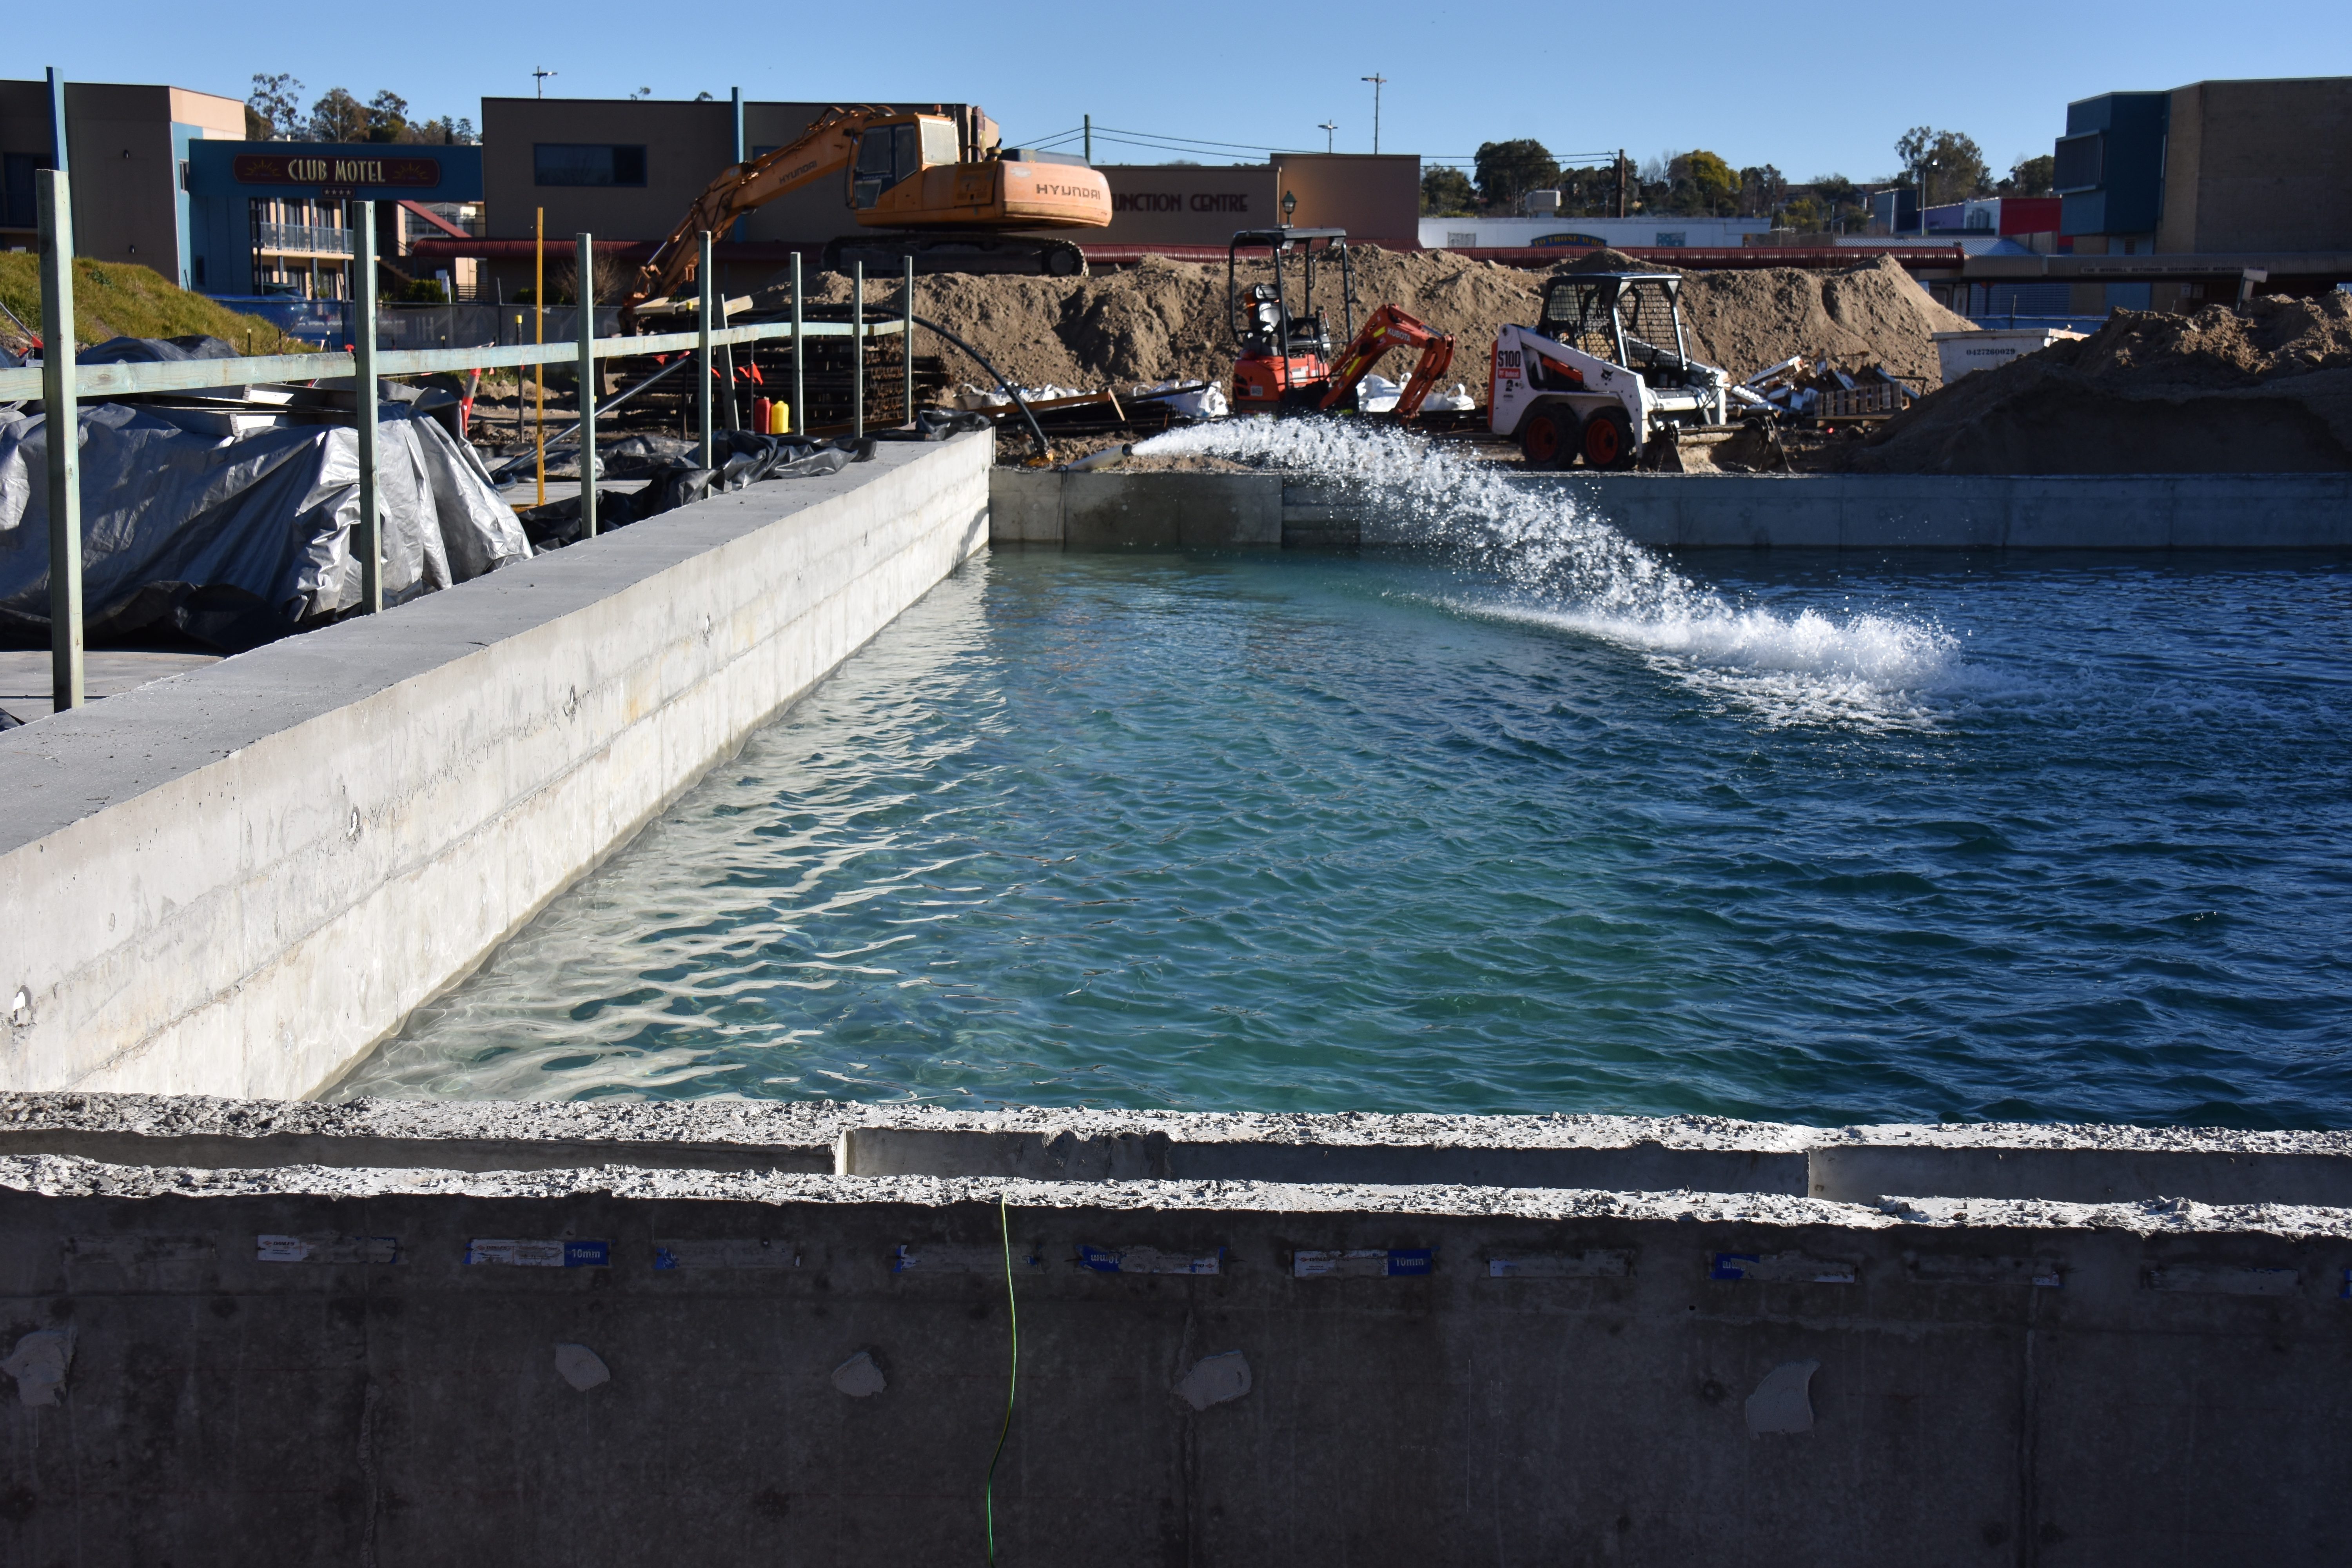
{"left": 622, "top": 105, "right": 886, "bottom": 322}
{"left": 1316, "top": 304, "right": 1457, "bottom": 419}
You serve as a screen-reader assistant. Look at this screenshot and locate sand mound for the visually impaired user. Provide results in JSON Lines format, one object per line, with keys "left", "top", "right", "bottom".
{"left": 1677, "top": 254, "right": 1976, "bottom": 388}
{"left": 752, "top": 247, "right": 1972, "bottom": 395}
{"left": 1842, "top": 293, "right": 2352, "bottom": 474}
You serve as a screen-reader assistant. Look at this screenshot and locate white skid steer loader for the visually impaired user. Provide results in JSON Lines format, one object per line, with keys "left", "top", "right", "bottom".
{"left": 1488, "top": 272, "right": 1744, "bottom": 469}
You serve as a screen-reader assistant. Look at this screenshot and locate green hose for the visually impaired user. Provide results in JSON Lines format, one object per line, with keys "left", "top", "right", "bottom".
{"left": 984, "top": 1193, "right": 1018, "bottom": 1563}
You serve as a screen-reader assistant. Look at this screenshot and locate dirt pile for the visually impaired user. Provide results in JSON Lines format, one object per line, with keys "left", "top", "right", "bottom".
{"left": 752, "top": 247, "right": 1972, "bottom": 397}
{"left": 1840, "top": 293, "right": 2352, "bottom": 474}
{"left": 1677, "top": 254, "right": 1976, "bottom": 388}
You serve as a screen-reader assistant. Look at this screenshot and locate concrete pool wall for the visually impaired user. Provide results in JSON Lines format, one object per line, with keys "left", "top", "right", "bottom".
{"left": 991, "top": 468, "right": 2352, "bottom": 551}
{"left": 3, "top": 1094, "right": 2351, "bottom": 1565}
{"left": 0, "top": 434, "right": 991, "bottom": 1101}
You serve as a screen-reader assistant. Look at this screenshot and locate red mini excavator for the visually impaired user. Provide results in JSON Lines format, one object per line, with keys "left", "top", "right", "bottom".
{"left": 1227, "top": 227, "right": 1455, "bottom": 419}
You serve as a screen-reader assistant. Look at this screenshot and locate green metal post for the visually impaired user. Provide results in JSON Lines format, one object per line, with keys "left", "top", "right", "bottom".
{"left": 901, "top": 254, "right": 915, "bottom": 427}
{"left": 789, "top": 251, "right": 804, "bottom": 436}
{"left": 352, "top": 201, "right": 382, "bottom": 614}
{"left": 47, "top": 67, "right": 69, "bottom": 178}
{"left": 852, "top": 260, "right": 864, "bottom": 440}
{"left": 576, "top": 232, "right": 597, "bottom": 539}
{"left": 696, "top": 230, "right": 714, "bottom": 468}
{"left": 36, "top": 169, "right": 82, "bottom": 713}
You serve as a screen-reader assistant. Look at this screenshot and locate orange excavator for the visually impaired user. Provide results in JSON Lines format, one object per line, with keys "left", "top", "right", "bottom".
{"left": 623, "top": 104, "right": 1111, "bottom": 324}
{"left": 1227, "top": 227, "right": 1455, "bottom": 419}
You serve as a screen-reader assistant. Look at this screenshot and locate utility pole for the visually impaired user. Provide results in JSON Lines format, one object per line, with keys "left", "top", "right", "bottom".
{"left": 1083, "top": 114, "right": 1091, "bottom": 162}
{"left": 1616, "top": 148, "right": 1627, "bottom": 218}
{"left": 1319, "top": 120, "right": 1337, "bottom": 154}
{"left": 1360, "top": 75, "right": 1386, "bottom": 154}
{"left": 533, "top": 67, "right": 557, "bottom": 100}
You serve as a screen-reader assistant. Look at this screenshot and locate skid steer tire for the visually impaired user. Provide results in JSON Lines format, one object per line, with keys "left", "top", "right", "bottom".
{"left": 1582, "top": 406, "right": 1637, "bottom": 470}
{"left": 1519, "top": 407, "right": 1575, "bottom": 470}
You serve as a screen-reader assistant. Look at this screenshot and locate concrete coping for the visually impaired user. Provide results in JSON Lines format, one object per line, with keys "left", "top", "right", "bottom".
{"left": 0, "top": 435, "right": 979, "bottom": 857}
{"left": 7, "top": 1094, "right": 2352, "bottom": 1212}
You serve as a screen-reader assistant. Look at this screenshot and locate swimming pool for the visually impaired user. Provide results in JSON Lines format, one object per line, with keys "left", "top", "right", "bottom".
{"left": 338, "top": 533, "right": 2352, "bottom": 1129}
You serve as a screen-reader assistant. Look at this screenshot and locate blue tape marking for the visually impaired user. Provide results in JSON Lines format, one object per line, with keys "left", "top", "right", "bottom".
{"left": 1387, "top": 1249, "right": 1435, "bottom": 1276}
{"left": 1078, "top": 1245, "right": 1121, "bottom": 1273}
{"left": 653, "top": 1247, "right": 679, "bottom": 1270}
{"left": 564, "top": 1241, "right": 610, "bottom": 1268}
{"left": 2341, "top": 1268, "right": 2351, "bottom": 1300}
{"left": 1711, "top": 1252, "right": 1759, "bottom": 1281}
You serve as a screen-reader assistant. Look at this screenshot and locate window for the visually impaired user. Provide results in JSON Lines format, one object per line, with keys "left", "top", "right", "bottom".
{"left": 2053, "top": 133, "right": 2102, "bottom": 194}
{"left": 534, "top": 144, "right": 647, "bottom": 187}
{"left": 1653, "top": 231, "right": 1686, "bottom": 247}
{"left": 920, "top": 119, "right": 959, "bottom": 168}
{"left": 2, "top": 152, "right": 36, "bottom": 229}
{"left": 1444, "top": 230, "right": 1477, "bottom": 248}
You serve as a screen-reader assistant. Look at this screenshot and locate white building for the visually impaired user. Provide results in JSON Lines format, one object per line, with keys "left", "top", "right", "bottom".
{"left": 1417, "top": 216, "right": 1774, "bottom": 249}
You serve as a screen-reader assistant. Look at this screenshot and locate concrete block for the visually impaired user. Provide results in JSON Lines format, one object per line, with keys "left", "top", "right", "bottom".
{"left": 987, "top": 467, "right": 1064, "bottom": 544}
{"left": 1062, "top": 471, "right": 1283, "bottom": 549}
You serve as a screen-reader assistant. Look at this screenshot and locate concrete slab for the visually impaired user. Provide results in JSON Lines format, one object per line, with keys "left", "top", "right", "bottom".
{"left": 0, "top": 650, "right": 222, "bottom": 726}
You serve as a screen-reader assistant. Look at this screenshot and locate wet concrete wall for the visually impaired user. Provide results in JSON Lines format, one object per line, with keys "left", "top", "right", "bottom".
{"left": 991, "top": 467, "right": 2352, "bottom": 551}
{"left": 0, "top": 435, "right": 991, "bottom": 1100}
{"left": 2, "top": 1096, "right": 2350, "bottom": 1566}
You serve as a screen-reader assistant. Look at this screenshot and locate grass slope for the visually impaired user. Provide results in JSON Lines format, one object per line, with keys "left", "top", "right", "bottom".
{"left": 0, "top": 254, "right": 315, "bottom": 356}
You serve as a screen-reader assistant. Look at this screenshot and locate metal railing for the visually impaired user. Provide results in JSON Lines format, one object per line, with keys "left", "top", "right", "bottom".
{"left": 253, "top": 221, "right": 356, "bottom": 256}
{"left": 8, "top": 171, "right": 913, "bottom": 717}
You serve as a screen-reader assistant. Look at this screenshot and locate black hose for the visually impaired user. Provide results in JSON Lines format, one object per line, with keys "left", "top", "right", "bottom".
{"left": 909, "top": 314, "right": 1051, "bottom": 462}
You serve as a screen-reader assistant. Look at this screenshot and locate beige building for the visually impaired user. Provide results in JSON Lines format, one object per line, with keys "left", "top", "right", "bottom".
{"left": 0, "top": 79, "right": 246, "bottom": 286}
{"left": 2155, "top": 77, "right": 2352, "bottom": 255}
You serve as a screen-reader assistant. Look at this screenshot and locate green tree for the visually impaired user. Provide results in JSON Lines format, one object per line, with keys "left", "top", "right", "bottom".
{"left": 1736, "top": 163, "right": 1787, "bottom": 218}
{"left": 2000, "top": 154, "right": 2055, "bottom": 197}
{"left": 307, "top": 87, "right": 370, "bottom": 142}
{"left": 1474, "top": 139, "right": 1559, "bottom": 211}
{"left": 1894, "top": 127, "right": 1992, "bottom": 207}
{"left": 365, "top": 91, "right": 410, "bottom": 143}
{"left": 411, "top": 115, "right": 477, "bottom": 147}
{"left": 247, "top": 73, "right": 304, "bottom": 140}
{"left": 1665, "top": 150, "right": 1738, "bottom": 215}
{"left": 1420, "top": 166, "right": 1477, "bottom": 217}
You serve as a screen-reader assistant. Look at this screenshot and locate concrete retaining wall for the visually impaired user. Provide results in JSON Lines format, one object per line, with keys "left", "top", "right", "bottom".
{"left": 0, "top": 435, "right": 992, "bottom": 1100}
{"left": 4, "top": 1094, "right": 2352, "bottom": 1565}
{"left": 992, "top": 467, "right": 2352, "bottom": 550}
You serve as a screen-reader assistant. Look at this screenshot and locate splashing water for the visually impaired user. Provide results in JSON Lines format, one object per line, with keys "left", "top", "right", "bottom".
{"left": 1130, "top": 419, "right": 1964, "bottom": 729}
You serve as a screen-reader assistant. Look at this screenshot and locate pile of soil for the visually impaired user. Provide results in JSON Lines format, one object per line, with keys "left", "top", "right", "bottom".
{"left": 751, "top": 247, "right": 1973, "bottom": 398}
{"left": 1838, "top": 293, "right": 2352, "bottom": 474}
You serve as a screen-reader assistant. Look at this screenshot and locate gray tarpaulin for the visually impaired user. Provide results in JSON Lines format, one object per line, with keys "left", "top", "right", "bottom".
{"left": 0, "top": 401, "right": 529, "bottom": 650}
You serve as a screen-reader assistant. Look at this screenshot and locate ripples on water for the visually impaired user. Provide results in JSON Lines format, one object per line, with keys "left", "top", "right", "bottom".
{"left": 340, "top": 425, "right": 2352, "bottom": 1126}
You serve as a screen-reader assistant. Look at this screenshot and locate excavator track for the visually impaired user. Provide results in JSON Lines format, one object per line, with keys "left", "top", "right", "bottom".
{"left": 822, "top": 234, "right": 1087, "bottom": 278}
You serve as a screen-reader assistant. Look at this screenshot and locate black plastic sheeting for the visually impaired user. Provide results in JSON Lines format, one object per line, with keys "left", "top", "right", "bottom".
{"left": 515, "top": 428, "right": 910, "bottom": 550}
{"left": 0, "top": 401, "right": 530, "bottom": 652}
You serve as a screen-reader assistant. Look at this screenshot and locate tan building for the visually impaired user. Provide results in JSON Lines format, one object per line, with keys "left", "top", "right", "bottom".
{"left": 0, "top": 79, "right": 246, "bottom": 286}
{"left": 466, "top": 97, "right": 1423, "bottom": 293}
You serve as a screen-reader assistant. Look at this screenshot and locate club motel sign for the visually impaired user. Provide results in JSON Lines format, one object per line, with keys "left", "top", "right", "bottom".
{"left": 233, "top": 153, "right": 443, "bottom": 192}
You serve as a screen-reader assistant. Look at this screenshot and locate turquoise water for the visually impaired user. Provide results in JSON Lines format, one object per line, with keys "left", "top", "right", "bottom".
{"left": 340, "top": 499, "right": 2352, "bottom": 1127}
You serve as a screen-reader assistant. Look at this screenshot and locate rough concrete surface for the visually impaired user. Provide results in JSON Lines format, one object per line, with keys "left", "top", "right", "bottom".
{"left": 4, "top": 1130, "right": 2352, "bottom": 1565}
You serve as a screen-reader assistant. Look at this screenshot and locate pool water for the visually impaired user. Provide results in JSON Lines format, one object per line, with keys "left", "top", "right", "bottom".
{"left": 339, "top": 524, "right": 2352, "bottom": 1127}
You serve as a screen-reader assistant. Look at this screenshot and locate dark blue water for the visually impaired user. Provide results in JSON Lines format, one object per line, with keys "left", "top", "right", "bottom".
{"left": 341, "top": 542, "right": 2352, "bottom": 1128}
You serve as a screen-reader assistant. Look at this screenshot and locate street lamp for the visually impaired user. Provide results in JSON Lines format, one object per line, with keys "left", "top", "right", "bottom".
{"left": 1282, "top": 190, "right": 1298, "bottom": 225}
{"left": 533, "top": 67, "right": 558, "bottom": 100}
{"left": 1318, "top": 120, "right": 1337, "bottom": 154}
{"left": 1360, "top": 75, "right": 1387, "bottom": 154}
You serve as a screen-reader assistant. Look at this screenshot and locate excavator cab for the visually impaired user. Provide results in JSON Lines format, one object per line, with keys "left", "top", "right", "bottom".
{"left": 849, "top": 117, "right": 961, "bottom": 209}
{"left": 1228, "top": 227, "right": 1355, "bottom": 413}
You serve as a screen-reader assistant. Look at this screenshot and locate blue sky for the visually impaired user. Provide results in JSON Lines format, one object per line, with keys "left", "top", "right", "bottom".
{"left": 21, "top": 3, "right": 2349, "bottom": 183}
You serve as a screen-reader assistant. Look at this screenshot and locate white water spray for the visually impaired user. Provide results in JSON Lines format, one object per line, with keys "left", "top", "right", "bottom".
{"left": 1131, "top": 420, "right": 1965, "bottom": 730}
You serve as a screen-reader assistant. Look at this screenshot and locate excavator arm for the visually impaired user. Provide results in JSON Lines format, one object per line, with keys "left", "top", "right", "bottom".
{"left": 622, "top": 105, "right": 891, "bottom": 323}
{"left": 1316, "top": 304, "right": 1457, "bottom": 420}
